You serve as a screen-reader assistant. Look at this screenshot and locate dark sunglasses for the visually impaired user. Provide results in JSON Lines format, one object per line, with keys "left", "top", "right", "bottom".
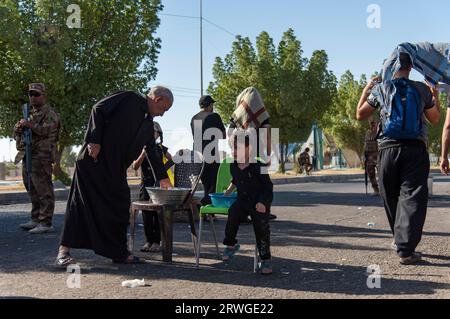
{"left": 29, "top": 91, "right": 42, "bottom": 97}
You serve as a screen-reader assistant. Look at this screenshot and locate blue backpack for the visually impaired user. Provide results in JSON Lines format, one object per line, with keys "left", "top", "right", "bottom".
{"left": 381, "top": 79, "right": 423, "bottom": 140}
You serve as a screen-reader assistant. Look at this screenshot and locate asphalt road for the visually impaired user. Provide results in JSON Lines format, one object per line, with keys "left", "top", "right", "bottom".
{"left": 1, "top": 175, "right": 450, "bottom": 299}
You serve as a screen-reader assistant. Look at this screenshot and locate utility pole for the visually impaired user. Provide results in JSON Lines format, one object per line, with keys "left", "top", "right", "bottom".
{"left": 200, "top": 0, "right": 204, "bottom": 96}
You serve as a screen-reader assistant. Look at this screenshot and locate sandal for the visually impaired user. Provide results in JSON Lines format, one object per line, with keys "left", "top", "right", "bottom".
{"left": 55, "top": 253, "right": 76, "bottom": 269}
{"left": 222, "top": 244, "right": 241, "bottom": 262}
{"left": 113, "top": 255, "right": 144, "bottom": 265}
{"left": 258, "top": 259, "right": 273, "bottom": 275}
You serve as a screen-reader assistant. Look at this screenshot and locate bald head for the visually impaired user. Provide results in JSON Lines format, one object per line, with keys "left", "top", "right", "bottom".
{"left": 148, "top": 86, "right": 174, "bottom": 104}
{"left": 147, "top": 86, "right": 174, "bottom": 117}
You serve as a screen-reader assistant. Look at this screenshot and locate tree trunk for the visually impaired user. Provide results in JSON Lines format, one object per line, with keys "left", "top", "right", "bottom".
{"left": 53, "top": 144, "right": 71, "bottom": 186}
{"left": 278, "top": 143, "right": 286, "bottom": 173}
{"left": 285, "top": 144, "right": 289, "bottom": 164}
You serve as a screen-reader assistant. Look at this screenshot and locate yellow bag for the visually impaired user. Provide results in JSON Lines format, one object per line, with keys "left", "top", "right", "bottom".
{"left": 163, "top": 152, "right": 175, "bottom": 186}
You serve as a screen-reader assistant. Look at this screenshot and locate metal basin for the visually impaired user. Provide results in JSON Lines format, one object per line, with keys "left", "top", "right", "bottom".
{"left": 145, "top": 187, "right": 191, "bottom": 206}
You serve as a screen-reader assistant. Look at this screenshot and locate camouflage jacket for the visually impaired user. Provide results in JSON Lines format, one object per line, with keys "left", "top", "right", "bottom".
{"left": 364, "top": 130, "right": 378, "bottom": 155}
{"left": 14, "top": 104, "right": 61, "bottom": 163}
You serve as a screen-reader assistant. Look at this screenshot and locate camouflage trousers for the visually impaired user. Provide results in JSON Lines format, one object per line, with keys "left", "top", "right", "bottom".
{"left": 22, "top": 160, "right": 55, "bottom": 226}
{"left": 366, "top": 152, "right": 379, "bottom": 191}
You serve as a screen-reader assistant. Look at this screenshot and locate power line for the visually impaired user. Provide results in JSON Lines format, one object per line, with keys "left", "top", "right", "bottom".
{"left": 149, "top": 83, "right": 199, "bottom": 92}
{"left": 203, "top": 17, "right": 236, "bottom": 37}
{"left": 173, "top": 94, "right": 198, "bottom": 99}
{"left": 159, "top": 8, "right": 237, "bottom": 96}
{"left": 161, "top": 13, "right": 199, "bottom": 19}
{"left": 161, "top": 13, "right": 236, "bottom": 38}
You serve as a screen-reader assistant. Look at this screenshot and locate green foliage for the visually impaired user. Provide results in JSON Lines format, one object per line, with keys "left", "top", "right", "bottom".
{"left": 53, "top": 169, "right": 71, "bottom": 186}
{"left": 208, "top": 29, "right": 336, "bottom": 172}
{"left": 60, "top": 145, "right": 77, "bottom": 169}
{"left": 0, "top": 0, "right": 163, "bottom": 146}
{"left": 322, "top": 71, "right": 369, "bottom": 162}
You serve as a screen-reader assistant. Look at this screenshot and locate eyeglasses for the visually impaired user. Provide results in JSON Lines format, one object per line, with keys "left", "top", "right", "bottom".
{"left": 29, "top": 92, "right": 42, "bottom": 97}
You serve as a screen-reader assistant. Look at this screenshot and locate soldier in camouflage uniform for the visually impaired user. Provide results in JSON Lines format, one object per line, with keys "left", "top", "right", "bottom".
{"left": 364, "top": 120, "right": 380, "bottom": 195}
{"left": 14, "top": 83, "right": 61, "bottom": 234}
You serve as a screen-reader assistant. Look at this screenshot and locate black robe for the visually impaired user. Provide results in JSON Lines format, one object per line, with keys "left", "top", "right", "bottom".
{"left": 60, "top": 91, "right": 168, "bottom": 260}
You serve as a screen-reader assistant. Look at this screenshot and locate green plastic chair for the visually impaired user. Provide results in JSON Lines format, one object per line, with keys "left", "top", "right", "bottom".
{"left": 196, "top": 158, "right": 258, "bottom": 272}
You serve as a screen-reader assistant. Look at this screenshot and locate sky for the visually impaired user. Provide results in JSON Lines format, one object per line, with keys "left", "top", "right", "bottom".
{"left": 1, "top": 0, "right": 450, "bottom": 161}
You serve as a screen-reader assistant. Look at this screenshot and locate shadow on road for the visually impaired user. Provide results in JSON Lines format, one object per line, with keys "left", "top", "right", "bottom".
{"left": 274, "top": 191, "right": 450, "bottom": 210}
{"left": 1, "top": 185, "right": 450, "bottom": 297}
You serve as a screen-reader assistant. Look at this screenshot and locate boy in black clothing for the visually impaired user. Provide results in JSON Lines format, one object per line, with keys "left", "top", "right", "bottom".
{"left": 223, "top": 130, "right": 273, "bottom": 275}
{"left": 132, "top": 122, "right": 173, "bottom": 253}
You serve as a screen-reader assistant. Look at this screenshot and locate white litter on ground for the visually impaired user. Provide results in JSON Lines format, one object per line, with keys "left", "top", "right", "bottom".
{"left": 121, "top": 279, "right": 146, "bottom": 288}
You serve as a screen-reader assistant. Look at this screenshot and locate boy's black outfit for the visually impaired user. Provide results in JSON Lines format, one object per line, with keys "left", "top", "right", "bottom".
{"left": 139, "top": 144, "right": 172, "bottom": 246}
{"left": 223, "top": 161, "right": 273, "bottom": 260}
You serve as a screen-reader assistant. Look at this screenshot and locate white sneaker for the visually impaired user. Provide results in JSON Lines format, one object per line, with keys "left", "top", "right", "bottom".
{"left": 20, "top": 221, "right": 39, "bottom": 230}
{"left": 391, "top": 240, "right": 398, "bottom": 251}
{"left": 29, "top": 224, "right": 53, "bottom": 234}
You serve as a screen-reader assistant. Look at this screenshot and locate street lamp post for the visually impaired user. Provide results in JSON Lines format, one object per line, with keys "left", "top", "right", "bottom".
{"left": 200, "top": 0, "right": 204, "bottom": 96}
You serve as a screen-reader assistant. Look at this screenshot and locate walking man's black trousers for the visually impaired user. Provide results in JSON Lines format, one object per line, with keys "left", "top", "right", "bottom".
{"left": 378, "top": 143, "right": 430, "bottom": 258}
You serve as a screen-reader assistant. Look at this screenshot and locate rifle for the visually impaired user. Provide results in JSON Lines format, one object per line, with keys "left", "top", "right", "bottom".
{"left": 22, "top": 103, "right": 32, "bottom": 189}
{"left": 364, "top": 152, "right": 368, "bottom": 196}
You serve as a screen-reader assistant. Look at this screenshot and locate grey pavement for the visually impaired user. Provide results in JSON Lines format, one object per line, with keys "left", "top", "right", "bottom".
{"left": 0, "top": 173, "right": 365, "bottom": 205}
{"left": 1, "top": 175, "right": 450, "bottom": 299}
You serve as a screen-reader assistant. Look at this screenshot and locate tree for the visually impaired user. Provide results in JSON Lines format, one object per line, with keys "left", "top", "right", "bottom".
{"left": 0, "top": 0, "right": 163, "bottom": 183}
{"left": 208, "top": 35, "right": 256, "bottom": 121}
{"left": 60, "top": 146, "right": 77, "bottom": 169}
{"left": 208, "top": 29, "right": 336, "bottom": 172}
{"left": 322, "top": 71, "right": 368, "bottom": 164}
{"left": 274, "top": 29, "right": 305, "bottom": 172}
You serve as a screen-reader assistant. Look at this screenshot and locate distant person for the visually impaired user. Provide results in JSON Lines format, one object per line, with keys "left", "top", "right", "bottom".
{"left": 298, "top": 148, "right": 313, "bottom": 175}
{"left": 357, "top": 53, "right": 440, "bottom": 265}
{"left": 56, "top": 87, "right": 174, "bottom": 268}
{"left": 132, "top": 122, "right": 174, "bottom": 253}
{"left": 364, "top": 120, "right": 380, "bottom": 195}
{"left": 191, "top": 95, "right": 225, "bottom": 221}
{"left": 14, "top": 83, "right": 61, "bottom": 234}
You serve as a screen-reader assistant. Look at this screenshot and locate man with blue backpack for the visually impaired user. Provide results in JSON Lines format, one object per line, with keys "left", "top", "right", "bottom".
{"left": 356, "top": 53, "right": 441, "bottom": 265}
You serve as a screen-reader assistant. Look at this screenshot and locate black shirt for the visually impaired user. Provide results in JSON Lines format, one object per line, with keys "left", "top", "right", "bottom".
{"left": 141, "top": 144, "right": 170, "bottom": 186}
{"left": 191, "top": 111, "right": 225, "bottom": 156}
{"left": 230, "top": 161, "right": 273, "bottom": 210}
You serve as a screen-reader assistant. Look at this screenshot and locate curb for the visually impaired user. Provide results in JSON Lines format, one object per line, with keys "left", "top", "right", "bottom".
{"left": 271, "top": 173, "right": 364, "bottom": 185}
{"left": 0, "top": 173, "right": 365, "bottom": 206}
{"left": 0, "top": 189, "right": 69, "bottom": 206}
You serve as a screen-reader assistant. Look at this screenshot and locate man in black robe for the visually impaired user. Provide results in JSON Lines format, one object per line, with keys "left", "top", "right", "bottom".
{"left": 55, "top": 87, "right": 174, "bottom": 267}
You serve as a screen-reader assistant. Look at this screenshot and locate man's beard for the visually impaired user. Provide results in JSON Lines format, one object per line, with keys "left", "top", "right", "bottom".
{"left": 31, "top": 101, "right": 43, "bottom": 108}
